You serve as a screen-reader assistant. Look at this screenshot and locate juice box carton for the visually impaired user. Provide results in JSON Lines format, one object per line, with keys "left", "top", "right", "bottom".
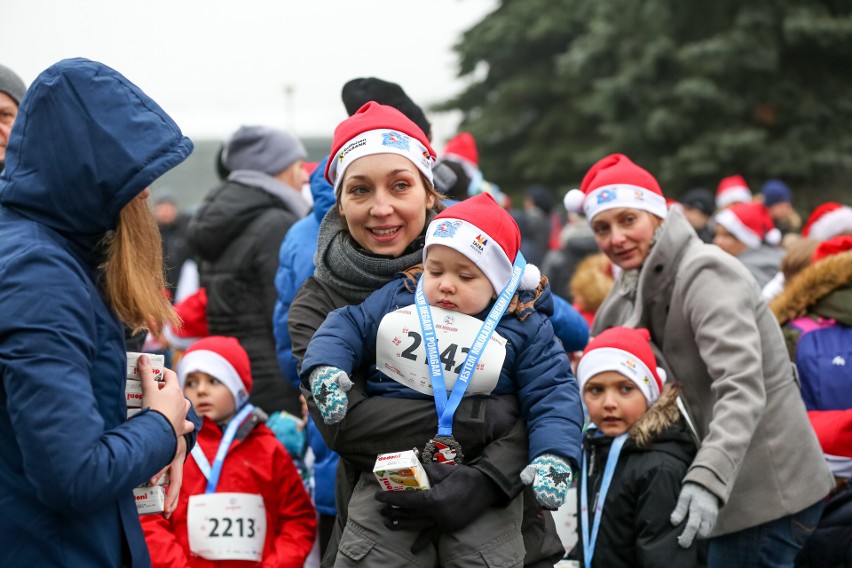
{"left": 373, "top": 450, "right": 431, "bottom": 491}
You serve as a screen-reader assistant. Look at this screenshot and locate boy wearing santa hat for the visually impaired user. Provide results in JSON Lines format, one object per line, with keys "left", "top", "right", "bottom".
{"left": 574, "top": 327, "right": 703, "bottom": 567}
{"left": 301, "top": 191, "right": 583, "bottom": 564}
{"left": 142, "top": 336, "right": 316, "bottom": 567}
{"left": 713, "top": 201, "right": 785, "bottom": 289}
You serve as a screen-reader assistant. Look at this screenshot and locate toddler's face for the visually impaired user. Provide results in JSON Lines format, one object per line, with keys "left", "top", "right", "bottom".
{"left": 423, "top": 245, "right": 495, "bottom": 316}
{"left": 583, "top": 371, "right": 648, "bottom": 437}
{"left": 183, "top": 371, "right": 237, "bottom": 424}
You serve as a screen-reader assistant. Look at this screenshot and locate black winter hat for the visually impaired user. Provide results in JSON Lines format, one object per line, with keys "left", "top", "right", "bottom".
{"left": 341, "top": 77, "right": 431, "bottom": 139}
{"left": 681, "top": 187, "right": 715, "bottom": 217}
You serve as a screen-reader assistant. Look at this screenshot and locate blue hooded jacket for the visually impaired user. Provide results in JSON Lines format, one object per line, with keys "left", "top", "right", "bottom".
{"left": 0, "top": 58, "right": 196, "bottom": 567}
{"left": 272, "top": 156, "right": 339, "bottom": 516}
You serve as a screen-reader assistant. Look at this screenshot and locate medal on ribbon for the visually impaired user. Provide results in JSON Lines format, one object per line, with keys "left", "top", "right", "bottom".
{"left": 413, "top": 253, "right": 527, "bottom": 467}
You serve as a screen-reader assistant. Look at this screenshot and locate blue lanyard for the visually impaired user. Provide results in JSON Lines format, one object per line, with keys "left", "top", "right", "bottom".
{"left": 580, "top": 430, "right": 628, "bottom": 568}
{"left": 414, "top": 254, "right": 526, "bottom": 437}
{"left": 190, "top": 403, "right": 255, "bottom": 494}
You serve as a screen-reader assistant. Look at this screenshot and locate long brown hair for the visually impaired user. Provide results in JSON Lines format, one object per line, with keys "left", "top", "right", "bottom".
{"left": 100, "top": 197, "right": 178, "bottom": 333}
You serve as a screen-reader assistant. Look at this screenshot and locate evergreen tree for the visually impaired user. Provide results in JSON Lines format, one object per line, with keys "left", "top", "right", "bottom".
{"left": 440, "top": 0, "right": 852, "bottom": 209}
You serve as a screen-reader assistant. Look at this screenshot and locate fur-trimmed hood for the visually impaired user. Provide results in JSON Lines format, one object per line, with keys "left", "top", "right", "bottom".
{"left": 771, "top": 250, "right": 852, "bottom": 326}
{"left": 629, "top": 382, "right": 686, "bottom": 449}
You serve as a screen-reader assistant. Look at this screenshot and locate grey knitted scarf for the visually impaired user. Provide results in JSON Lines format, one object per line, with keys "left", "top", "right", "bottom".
{"left": 313, "top": 207, "right": 437, "bottom": 304}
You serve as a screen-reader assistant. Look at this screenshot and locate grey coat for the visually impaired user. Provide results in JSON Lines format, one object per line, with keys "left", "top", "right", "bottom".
{"left": 592, "top": 208, "right": 833, "bottom": 536}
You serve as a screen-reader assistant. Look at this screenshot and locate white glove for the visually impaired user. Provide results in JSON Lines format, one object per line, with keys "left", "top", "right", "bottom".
{"left": 308, "top": 365, "right": 352, "bottom": 424}
{"left": 520, "top": 453, "right": 573, "bottom": 510}
{"left": 670, "top": 482, "right": 720, "bottom": 548}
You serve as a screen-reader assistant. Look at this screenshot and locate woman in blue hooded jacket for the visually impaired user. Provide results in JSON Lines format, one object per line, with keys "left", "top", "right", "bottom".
{"left": 0, "top": 58, "right": 199, "bottom": 567}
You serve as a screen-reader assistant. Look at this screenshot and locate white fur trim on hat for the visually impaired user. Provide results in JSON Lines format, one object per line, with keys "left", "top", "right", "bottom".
{"left": 177, "top": 350, "right": 249, "bottom": 408}
{"left": 808, "top": 206, "right": 852, "bottom": 241}
{"left": 715, "top": 208, "right": 762, "bottom": 249}
{"left": 327, "top": 128, "right": 434, "bottom": 191}
{"left": 582, "top": 184, "right": 668, "bottom": 221}
{"left": 424, "top": 217, "right": 539, "bottom": 294}
{"left": 716, "top": 185, "right": 752, "bottom": 209}
{"left": 577, "top": 346, "right": 666, "bottom": 404}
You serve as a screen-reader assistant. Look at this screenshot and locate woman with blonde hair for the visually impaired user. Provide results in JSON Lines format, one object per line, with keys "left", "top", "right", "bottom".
{"left": 0, "top": 58, "right": 198, "bottom": 567}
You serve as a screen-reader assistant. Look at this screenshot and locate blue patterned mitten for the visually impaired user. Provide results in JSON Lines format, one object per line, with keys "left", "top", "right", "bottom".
{"left": 520, "top": 453, "right": 573, "bottom": 510}
{"left": 308, "top": 365, "right": 352, "bottom": 424}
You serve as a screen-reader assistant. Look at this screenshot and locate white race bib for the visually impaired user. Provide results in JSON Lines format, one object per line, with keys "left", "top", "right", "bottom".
{"left": 187, "top": 492, "right": 266, "bottom": 561}
{"left": 376, "top": 304, "right": 507, "bottom": 397}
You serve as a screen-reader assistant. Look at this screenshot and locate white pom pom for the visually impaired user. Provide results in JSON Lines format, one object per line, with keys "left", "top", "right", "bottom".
{"left": 765, "top": 228, "right": 782, "bottom": 246}
{"left": 657, "top": 367, "right": 668, "bottom": 385}
{"left": 520, "top": 264, "right": 541, "bottom": 290}
{"left": 563, "top": 189, "right": 585, "bottom": 213}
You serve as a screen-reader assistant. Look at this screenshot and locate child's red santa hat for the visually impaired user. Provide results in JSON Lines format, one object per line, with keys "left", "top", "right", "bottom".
{"left": 177, "top": 336, "right": 253, "bottom": 409}
{"left": 714, "top": 201, "right": 782, "bottom": 248}
{"left": 563, "top": 154, "right": 667, "bottom": 222}
{"left": 715, "top": 175, "right": 752, "bottom": 209}
{"left": 325, "top": 101, "right": 436, "bottom": 192}
{"left": 808, "top": 409, "right": 852, "bottom": 478}
{"left": 577, "top": 327, "right": 667, "bottom": 405}
{"left": 443, "top": 132, "right": 479, "bottom": 167}
{"left": 802, "top": 202, "right": 852, "bottom": 241}
{"left": 424, "top": 192, "right": 541, "bottom": 294}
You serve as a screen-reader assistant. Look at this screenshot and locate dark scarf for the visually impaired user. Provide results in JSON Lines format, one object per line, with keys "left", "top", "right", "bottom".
{"left": 313, "top": 207, "right": 437, "bottom": 304}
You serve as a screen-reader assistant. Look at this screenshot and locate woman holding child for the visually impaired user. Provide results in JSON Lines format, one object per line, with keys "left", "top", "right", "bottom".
{"left": 564, "top": 154, "right": 834, "bottom": 567}
{"left": 288, "top": 102, "right": 587, "bottom": 567}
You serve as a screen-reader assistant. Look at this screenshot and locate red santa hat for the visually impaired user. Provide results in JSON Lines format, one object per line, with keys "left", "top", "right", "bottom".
{"left": 811, "top": 235, "right": 852, "bottom": 264}
{"left": 563, "top": 154, "right": 667, "bottom": 222}
{"left": 443, "top": 132, "right": 479, "bottom": 166}
{"left": 715, "top": 175, "right": 752, "bottom": 209}
{"left": 808, "top": 409, "right": 852, "bottom": 478}
{"left": 164, "top": 288, "right": 209, "bottom": 350}
{"left": 325, "top": 101, "right": 436, "bottom": 192}
{"left": 577, "top": 327, "right": 667, "bottom": 405}
{"left": 802, "top": 202, "right": 852, "bottom": 241}
{"left": 424, "top": 192, "right": 541, "bottom": 294}
{"left": 177, "top": 336, "right": 253, "bottom": 409}
{"left": 714, "top": 201, "right": 781, "bottom": 248}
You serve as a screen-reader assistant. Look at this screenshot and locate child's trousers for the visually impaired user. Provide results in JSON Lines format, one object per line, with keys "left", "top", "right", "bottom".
{"left": 334, "top": 474, "right": 525, "bottom": 567}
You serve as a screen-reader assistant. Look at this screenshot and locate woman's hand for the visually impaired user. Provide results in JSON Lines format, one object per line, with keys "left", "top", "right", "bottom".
{"left": 148, "top": 435, "right": 188, "bottom": 519}
{"left": 139, "top": 355, "right": 194, "bottom": 438}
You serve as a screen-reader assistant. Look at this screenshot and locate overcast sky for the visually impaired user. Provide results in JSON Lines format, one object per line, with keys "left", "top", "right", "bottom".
{"left": 2, "top": 0, "right": 497, "bottom": 144}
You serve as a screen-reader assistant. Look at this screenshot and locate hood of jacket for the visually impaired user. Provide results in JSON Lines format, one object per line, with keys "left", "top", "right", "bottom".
{"left": 189, "top": 177, "right": 293, "bottom": 263}
{"left": 0, "top": 58, "right": 193, "bottom": 253}
{"left": 310, "top": 155, "right": 335, "bottom": 224}
{"left": 771, "top": 250, "right": 852, "bottom": 326}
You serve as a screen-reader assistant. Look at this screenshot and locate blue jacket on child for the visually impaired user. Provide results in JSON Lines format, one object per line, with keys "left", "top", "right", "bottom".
{"left": 302, "top": 269, "right": 583, "bottom": 465}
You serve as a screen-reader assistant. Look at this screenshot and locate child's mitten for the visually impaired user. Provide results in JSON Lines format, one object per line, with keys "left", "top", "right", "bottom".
{"left": 520, "top": 453, "right": 573, "bottom": 510}
{"left": 308, "top": 365, "right": 352, "bottom": 424}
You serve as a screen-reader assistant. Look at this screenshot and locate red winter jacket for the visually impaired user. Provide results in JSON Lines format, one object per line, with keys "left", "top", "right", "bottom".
{"left": 142, "top": 415, "right": 316, "bottom": 567}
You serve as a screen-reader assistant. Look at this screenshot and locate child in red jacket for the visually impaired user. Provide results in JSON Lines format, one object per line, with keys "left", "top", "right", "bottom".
{"left": 142, "top": 336, "right": 316, "bottom": 567}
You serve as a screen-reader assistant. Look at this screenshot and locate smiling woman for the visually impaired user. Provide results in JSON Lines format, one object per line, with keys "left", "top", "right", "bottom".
{"left": 288, "top": 101, "right": 573, "bottom": 567}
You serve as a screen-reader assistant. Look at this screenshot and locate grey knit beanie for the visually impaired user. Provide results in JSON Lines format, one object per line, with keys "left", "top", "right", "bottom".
{"left": 0, "top": 64, "right": 27, "bottom": 106}
{"left": 222, "top": 125, "right": 307, "bottom": 176}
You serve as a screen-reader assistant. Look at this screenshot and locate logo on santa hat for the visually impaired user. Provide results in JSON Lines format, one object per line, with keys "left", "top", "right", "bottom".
{"left": 597, "top": 189, "right": 617, "bottom": 204}
{"left": 382, "top": 131, "right": 410, "bottom": 151}
{"left": 470, "top": 234, "right": 488, "bottom": 255}
{"left": 433, "top": 221, "right": 460, "bottom": 238}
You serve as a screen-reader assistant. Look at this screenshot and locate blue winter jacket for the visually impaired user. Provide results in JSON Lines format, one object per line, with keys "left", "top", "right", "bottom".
{"left": 272, "top": 156, "right": 339, "bottom": 516}
{"left": 302, "top": 273, "right": 584, "bottom": 465}
{"left": 273, "top": 156, "right": 336, "bottom": 387}
{"left": 0, "top": 58, "right": 199, "bottom": 567}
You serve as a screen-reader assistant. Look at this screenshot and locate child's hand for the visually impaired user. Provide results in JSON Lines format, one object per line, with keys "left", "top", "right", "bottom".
{"left": 520, "top": 453, "right": 573, "bottom": 510}
{"left": 308, "top": 365, "right": 352, "bottom": 424}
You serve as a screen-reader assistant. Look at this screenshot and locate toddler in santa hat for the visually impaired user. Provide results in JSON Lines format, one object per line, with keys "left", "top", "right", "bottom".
{"left": 141, "top": 336, "right": 316, "bottom": 567}
{"left": 301, "top": 191, "right": 583, "bottom": 559}
{"left": 573, "top": 326, "right": 704, "bottom": 567}
{"left": 713, "top": 201, "right": 785, "bottom": 289}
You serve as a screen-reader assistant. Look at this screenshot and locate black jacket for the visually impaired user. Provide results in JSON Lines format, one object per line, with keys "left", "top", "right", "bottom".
{"left": 574, "top": 385, "right": 705, "bottom": 568}
{"left": 188, "top": 179, "right": 302, "bottom": 415}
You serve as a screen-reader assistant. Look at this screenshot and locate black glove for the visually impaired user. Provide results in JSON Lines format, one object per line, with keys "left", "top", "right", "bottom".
{"left": 374, "top": 462, "right": 504, "bottom": 553}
